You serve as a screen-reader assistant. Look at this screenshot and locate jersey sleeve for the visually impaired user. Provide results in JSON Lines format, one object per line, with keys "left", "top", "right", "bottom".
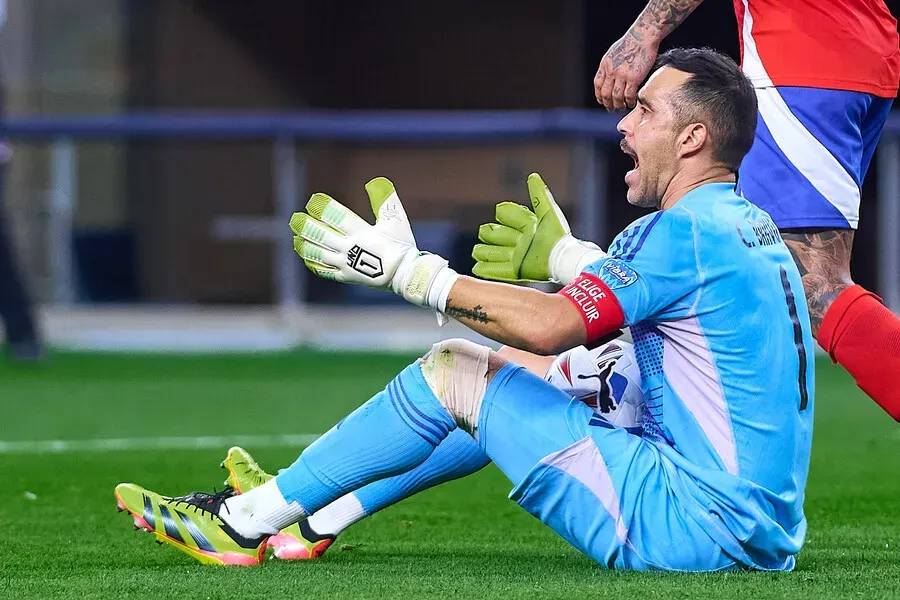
{"left": 580, "top": 209, "right": 702, "bottom": 327}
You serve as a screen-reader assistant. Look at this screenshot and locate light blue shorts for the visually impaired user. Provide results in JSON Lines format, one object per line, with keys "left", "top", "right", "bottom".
{"left": 477, "top": 363, "right": 740, "bottom": 572}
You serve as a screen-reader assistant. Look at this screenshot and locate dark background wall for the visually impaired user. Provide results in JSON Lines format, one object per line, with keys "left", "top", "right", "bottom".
{"left": 124, "top": 0, "right": 897, "bottom": 303}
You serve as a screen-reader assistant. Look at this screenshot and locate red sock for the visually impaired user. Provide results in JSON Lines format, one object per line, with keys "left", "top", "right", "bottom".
{"left": 818, "top": 285, "right": 900, "bottom": 421}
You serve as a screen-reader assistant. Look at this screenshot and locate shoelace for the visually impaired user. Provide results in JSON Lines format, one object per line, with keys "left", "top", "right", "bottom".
{"left": 167, "top": 487, "right": 235, "bottom": 519}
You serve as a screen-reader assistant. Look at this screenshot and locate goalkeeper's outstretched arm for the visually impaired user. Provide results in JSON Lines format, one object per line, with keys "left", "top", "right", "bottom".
{"left": 441, "top": 274, "right": 624, "bottom": 357}
{"left": 288, "top": 175, "right": 623, "bottom": 355}
{"left": 443, "top": 277, "right": 586, "bottom": 356}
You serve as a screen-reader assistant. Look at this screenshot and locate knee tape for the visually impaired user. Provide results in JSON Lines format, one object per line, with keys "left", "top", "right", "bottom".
{"left": 419, "top": 339, "right": 490, "bottom": 435}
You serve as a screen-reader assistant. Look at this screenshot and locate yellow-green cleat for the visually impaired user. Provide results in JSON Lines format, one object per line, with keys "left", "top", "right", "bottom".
{"left": 114, "top": 483, "right": 267, "bottom": 566}
{"left": 222, "top": 446, "right": 335, "bottom": 560}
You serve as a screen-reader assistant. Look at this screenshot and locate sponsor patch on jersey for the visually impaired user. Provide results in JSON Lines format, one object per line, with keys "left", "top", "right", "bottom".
{"left": 596, "top": 259, "right": 639, "bottom": 290}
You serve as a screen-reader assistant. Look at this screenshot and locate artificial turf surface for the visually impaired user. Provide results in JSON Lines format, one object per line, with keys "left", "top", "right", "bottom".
{"left": 1, "top": 351, "right": 898, "bottom": 599}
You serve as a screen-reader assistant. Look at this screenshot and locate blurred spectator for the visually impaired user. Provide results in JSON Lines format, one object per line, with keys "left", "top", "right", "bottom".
{"left": 0, "top": 0, "right": 43, "bottom": 361}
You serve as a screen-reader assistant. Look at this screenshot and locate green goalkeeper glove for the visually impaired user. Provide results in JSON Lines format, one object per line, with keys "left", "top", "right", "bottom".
{"left": 290, "top": 177, "right": 459, "bottom": 319}
{"left": 471, "top": 173, "right": 607, "bottom": 285}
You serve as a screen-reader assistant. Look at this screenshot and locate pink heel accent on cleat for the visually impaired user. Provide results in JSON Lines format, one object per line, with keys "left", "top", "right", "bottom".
{"left": 132, "top": 514, "right": 152, "bottom": 532}
{"left": 268, "top": 532, "right": 333, "bottom": 560}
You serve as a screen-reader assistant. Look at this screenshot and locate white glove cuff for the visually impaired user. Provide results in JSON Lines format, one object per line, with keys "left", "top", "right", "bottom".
{"left": 549, "top": 235, "right": 607, "bottom": 284}
{"left": 393, "top": 250, "right": 459, "bottom": 311}
{"left": 430, "top": 267, "right": 459, "bottom": 313}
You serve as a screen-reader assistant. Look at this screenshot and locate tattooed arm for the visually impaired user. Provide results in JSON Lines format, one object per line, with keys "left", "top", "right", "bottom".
{"left": 443, "top": 277, "right": 587, "bottom": 356}
{"left": 594, "top": 0, "right": 705, "bottom": 111}
{"left": 781, "top": 228, "right": 855, "bottom": 338}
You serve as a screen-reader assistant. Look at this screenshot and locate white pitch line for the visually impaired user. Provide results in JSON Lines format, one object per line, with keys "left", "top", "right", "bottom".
{"left": 0, "top": 434, "right": 322, "bottom": 455}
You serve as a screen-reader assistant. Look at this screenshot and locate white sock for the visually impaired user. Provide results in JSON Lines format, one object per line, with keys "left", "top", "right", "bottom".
{"left": 221, "top": 479, "right": 306, "bottom": 538}
{"left": 306, "top": 493, "right": 366, "bottom": 537}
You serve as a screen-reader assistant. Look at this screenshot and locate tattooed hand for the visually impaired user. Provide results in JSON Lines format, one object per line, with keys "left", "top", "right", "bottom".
{"left": 594, "top": 0, "right": 704, "bottom": 111}
{"left": 594, "top": 31, "right": 658, "bottom": 112}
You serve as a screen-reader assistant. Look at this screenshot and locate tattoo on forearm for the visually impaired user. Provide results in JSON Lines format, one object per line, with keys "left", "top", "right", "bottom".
{"left": 636, "top": 0, "right": 703, "bottom": 37}
{"left": 781, "top": 229, "right": 854, "bottom": 337}
{"left": 444, "top": 303, "right": 492, "bottom": 324}
{"left": 607, "top": 0, "right": 701, "bottom": 72}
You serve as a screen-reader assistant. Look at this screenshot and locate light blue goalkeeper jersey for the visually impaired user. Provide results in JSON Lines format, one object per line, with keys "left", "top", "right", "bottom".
{"left": 583, "top": 182, "right": 815, "bottom": 569}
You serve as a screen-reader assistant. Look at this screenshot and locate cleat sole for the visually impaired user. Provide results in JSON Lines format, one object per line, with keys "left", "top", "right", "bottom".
{"left": 268, "top": 532, "right": 333, "bottom": 560}
{"left": 131, "top": 513, "right": 152, "bottom": 532}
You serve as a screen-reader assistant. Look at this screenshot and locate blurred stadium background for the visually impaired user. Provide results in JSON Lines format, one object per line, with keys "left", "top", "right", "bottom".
{"left": 0, "top": 0, "right": 897, "bottom": 353}
{"left": 1, "top": 3, "right": 900, "bottom": 597}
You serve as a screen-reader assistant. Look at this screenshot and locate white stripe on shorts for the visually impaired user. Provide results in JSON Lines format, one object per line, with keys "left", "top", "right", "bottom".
{"left": 541, "top": 436, "right": 629, "bottom": 543}
{"left": 740, "top": 0, "right": 860, "bottom": 227}
{"left": 739, "top": 0, "right": 774, "bottom": 88}
{"left": 755, "top": 88, "right": 861, "bottom": 228}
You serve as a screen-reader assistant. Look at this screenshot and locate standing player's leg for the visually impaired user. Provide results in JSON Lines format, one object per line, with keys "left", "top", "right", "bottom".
{"left": 804, "top": 95, "right": 900, "bottom": 419}
{"left": 779, "top": 228, "right": 854, "bottom": 334}
{"left": 779, "top": 226, "right": 900, "bottom": 419}
{"left": 737, "top": 86, "right": 900, "bottom": 419}
{"left": 0, "top": 79, "right": 42, "bottom": 362}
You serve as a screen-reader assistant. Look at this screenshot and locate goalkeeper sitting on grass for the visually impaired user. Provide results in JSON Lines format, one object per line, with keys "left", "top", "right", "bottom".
{"left": 115, "top": 48, "right": 816, "bottom": 572}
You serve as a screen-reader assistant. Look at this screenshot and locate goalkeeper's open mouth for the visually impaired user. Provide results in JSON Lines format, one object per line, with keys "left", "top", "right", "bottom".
{"left": 621, "top": 140, "right": 639, "bottom": 185}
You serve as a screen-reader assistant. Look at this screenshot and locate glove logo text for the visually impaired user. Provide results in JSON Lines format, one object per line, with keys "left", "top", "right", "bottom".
{"left": 348, "top": 245, "right": 384, "bottom": 278}
{"left": 381, "top": 203, "right": 402, "bottom": 223}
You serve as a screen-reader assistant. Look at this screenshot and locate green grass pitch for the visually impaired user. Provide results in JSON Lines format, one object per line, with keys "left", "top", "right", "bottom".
{"left": 1, "top": 351, "right": 898, "bottom": 599}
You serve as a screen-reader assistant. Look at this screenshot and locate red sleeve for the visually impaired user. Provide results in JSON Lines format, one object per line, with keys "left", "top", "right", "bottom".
{"left": 558, "top": 272, "right": 625, "bottom": 344}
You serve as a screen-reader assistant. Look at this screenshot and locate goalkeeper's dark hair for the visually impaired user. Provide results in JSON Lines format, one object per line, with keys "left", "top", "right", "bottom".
{"left": 654, "top": 47, "right": 758, "bottom": 172}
